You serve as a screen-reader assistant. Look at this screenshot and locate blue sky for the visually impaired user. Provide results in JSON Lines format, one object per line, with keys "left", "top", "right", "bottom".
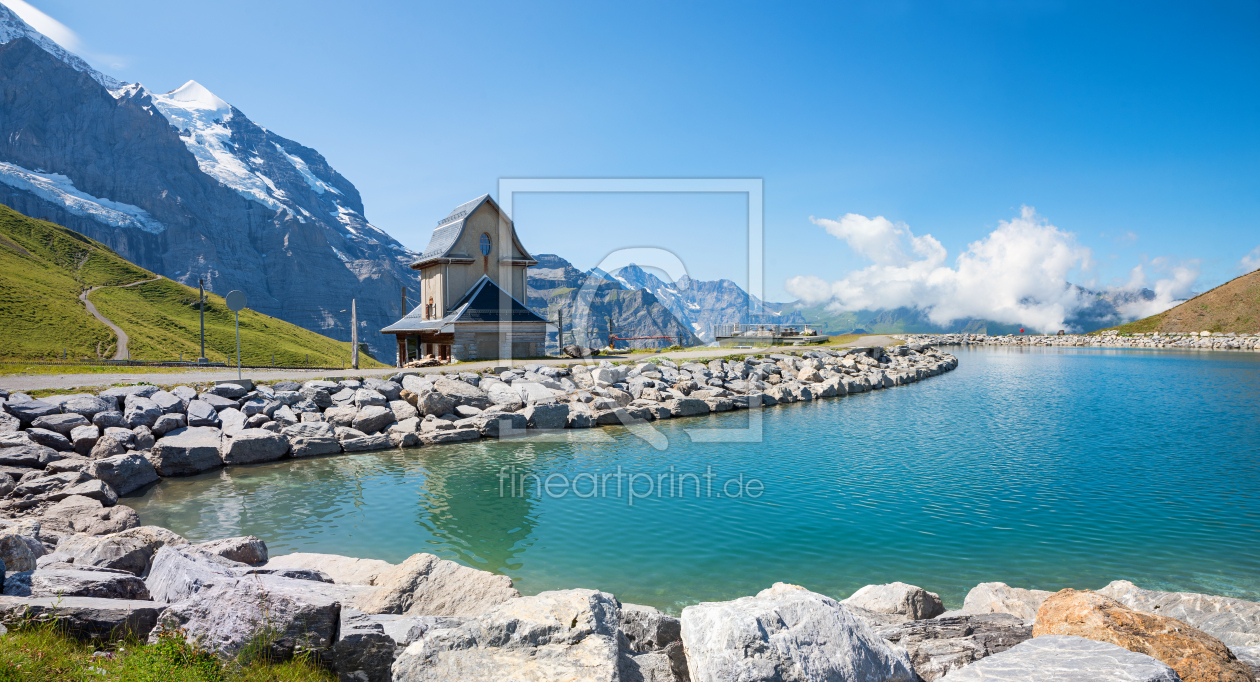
{"left": 13, "top": 0, "right": 1260, "bottom": 309}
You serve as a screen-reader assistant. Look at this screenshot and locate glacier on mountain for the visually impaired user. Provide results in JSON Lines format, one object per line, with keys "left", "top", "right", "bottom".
{"left": 0, "top": 4, "right": 125, "bottom": 92}
{"left": 0, "top": 161, "right": 165, "bottom": 234}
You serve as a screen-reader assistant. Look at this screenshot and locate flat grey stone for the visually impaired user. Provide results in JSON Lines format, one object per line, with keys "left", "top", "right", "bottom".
{"left": 89, "top": 453, "right": 159, "bottom": 496}
{"left": 100, "top": 385, "right": 159, "bottom": 400}
{"left": 194, "top": 535, "right": 268, "bottom": 565}
{"left": 25, "top": 428, "right": 72, "bottom": 452}
{"left": 219, "top": 428, "right": 288, "bottom": 465}
{"left": 185, "top": 400, "right": 220, "bottom": 427}
{"left": 149, "top": 427, "right": 223, "bottom": 476}
{"left": 936, "top": 635, "right": 1179, "bottom": 681}
{"left": 3, "top": 565, "right": 150, "bottom": 600}
{"left": 872, "top": 613, "right": 1033, "bottom": 681}
{"left": 4, "top": 400, "right": 60, "bottom": 425}
{"left": 0, "top": 595, "right": 167, "bottom": 640}
{"left": 60, "top": 396, "right": 113, "bottom": 420}
{"left": 31, "top": 413, "right": 89, "bottom": 435}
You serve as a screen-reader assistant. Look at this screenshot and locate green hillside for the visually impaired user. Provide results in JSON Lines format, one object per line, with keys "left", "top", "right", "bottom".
{"left": 0, "top": 204, "right": 384, "bottom": 367}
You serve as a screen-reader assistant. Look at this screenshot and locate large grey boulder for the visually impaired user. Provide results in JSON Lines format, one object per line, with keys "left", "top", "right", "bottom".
{"left": 41, "top": 495, "right": 139, "bottom": 535}
{"left": 474, "top": 411, "right": 527, "bottom": 438}
{"left": 936, "top": 635, "right": 1179, "bottom": 681}
{"left": 4, "top": 399, "right": 60, "bottom": 425}
{"left": 333, "top": 608, "right": 400, "bottom": 682}
{"left": 354, "top": 405, "right": 396, "bottom": 434}
{"left": 354, "top": 388, "right": 389, "bottom": 408}
{"left": 195, "top": 535, "right": 268, "bottom": 565}
{"left": 842, "top": 582, "right": 945, "bottom": 622}
{"left": 198, "top": 394, "right": 240, "bottom": 412}
{"left": 415, "top": 391, "right": 455, "bottom": 417}
{"left": 871, "top": 613, "right": 1033, "bottom": 681}
{"left": 31, "top": 413, "right": 89, "bottom": 436}
{"left": 170, "top": 385, "right": 198, "bottom": 410}
{"left": 151, "top": 574, "right": 342, "bottom": 663}
{"left": 283, "top": 422, "right": 342, "bottom": 458}
{"left": 123, "top": 395, "right": 162, "bottom": 429}
{"left": 620, "top": 602, "right": 690, "bottom": 682}
{"left": 148, "top": 427, "right": 224, "bottom": 476}
{"left": 89, "top": 453, "right": 159, "bottom": 496}
{"left": 88, "top": 434, "right": 127, "bottom": 459}
{"left": 0, "top": 534, "right": 36, "bottom": 572}
{"left": 352, "top": 552, "right": 520, "bottom": 616}
{"left": 151, "top": 413, "right": 186, "bottom": 436}
{"left": 1098, "top": 580, "right": 1260, "bottom": 649}
{"left": 0, "top": 594, "right": 168, "bottom": 640}
{"left": 50, "top": 479, "right": 118, "bottom": 506}
{"left": 14, "top": 470, "right": 90, "bottom": 497}
{"left": 523, "top": 403, "right": 570, "bottom": 430}
{"left": 961, "top": 582, "right": 1052, "bottom": 620}
{"left": 25, "top": 427, "right": 72, "bottom": 452}
{"left": 0, "top": 444, "right": 60, "bottom": 469}
{"left": 0, "top": 411, "right": 18, "bottom": 433}
{"left": 323, "top": 405, "right": 359, "bottom": 427}
{"left": 263, "top": 552, "right": 394, "bottom": 585}
{"left": 185, "top": 400, "right": 220, "bottom": 427}
{"left": 3, "top": 564, "right": 150, "bottom": 600}
{"left": 60, "top": 396, "right": 113, "bottom": 420}
{"left": 392, "top": 588, "right": 622, "bottom": 682}
{"left": 365, "top": 379, "right": 403, "bottom": 401}
{"left": 434, "top": 377, "right": 491, "bottom": 408}
{"left": 342, "top": 434, "right": 394, "bottom": 452}
{"left": 145, "top": 544, "right": 246, "bottom": 603}
{"left": 665, "top": 398, "right": 709, "bottom": 417}
{"left": 218, "top": 407, "right": 247, "bottom": 436}
{"left": 486, "top": 382, "right": 525, "bottom": 410}
{"left": 69, "top": 425, "right": 100, "bottom": 455}
{"left": 205, "top": 383, "right": 248, "bottom": 399}
{"left": 680, "top": 582, "right": 916, "bottom": 682}
{"left": 56, "top": 525, "right": 187, "bottom": 576}
{"left": 220, "top": 428, "right": 289, "bottom": 465}
{"left": 100, "top": 385, "right": 159, "bottom": 401}
{"left": 150, "top": 390, "right": 182, "bottom": 414}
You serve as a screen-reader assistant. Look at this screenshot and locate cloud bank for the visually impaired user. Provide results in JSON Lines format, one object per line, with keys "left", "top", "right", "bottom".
{"left": 785, "top": 206, "right": 1197, "bottom": 332}
{"left": 1241, "top": 245, "right": 1260, "bottom": 274}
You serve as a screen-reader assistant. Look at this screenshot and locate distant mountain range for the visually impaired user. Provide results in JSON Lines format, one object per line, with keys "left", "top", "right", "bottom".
{"left": 1113, "top": 269, "right": 1259, "bottom": 335}
{"left": 0, "top": 6, "right": 417, "bottom": 359}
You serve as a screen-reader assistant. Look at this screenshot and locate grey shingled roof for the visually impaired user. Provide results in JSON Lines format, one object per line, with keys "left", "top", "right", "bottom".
{"left": 381, "top": 275, "right": 547, "bottom": 333}
{"left": 413, "top": 194, "right": 491, "bottom": 264}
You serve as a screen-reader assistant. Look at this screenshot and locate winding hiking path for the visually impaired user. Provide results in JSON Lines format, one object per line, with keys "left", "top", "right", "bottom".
{"left": 79, "top": 276, "right": 163, "bottom": 360}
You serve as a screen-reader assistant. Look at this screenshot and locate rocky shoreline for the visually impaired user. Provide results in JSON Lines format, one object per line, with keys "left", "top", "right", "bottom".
{"left": 898, "top": 331, "right": 1260, "bottom": 351}
{"left": 0, "top": 346, "right": 1256, "bottom": 681}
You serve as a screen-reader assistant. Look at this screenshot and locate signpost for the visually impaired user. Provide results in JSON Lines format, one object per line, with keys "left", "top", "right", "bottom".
{"left": 225, "top": 290, "right": 247, "bottom": 380}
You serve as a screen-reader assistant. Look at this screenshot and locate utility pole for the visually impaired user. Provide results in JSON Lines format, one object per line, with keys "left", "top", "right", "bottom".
{"left": 351, "top": 299, "right": 359, "bottom": 370}
{"left": 401, "top": 286, "right": 407, "bottom": 316}
{"left": 556, "top": 309, "right": 564, "bottom": 355}
{"left": 608, "top": 316, "right": 615, "bottom": 349}
{"left": 197, "top": 279, "right": 207, "bottom": 363}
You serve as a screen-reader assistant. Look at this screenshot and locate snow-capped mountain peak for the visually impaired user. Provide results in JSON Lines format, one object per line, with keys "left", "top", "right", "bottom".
{"left": 0, "top": 3, "right": 125, "bottom": 92}
{"left": 157, "top": 80, "right": 231, "bottom": 124}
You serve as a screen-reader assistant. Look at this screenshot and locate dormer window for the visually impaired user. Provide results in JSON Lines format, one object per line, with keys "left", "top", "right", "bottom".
{"left": 479, "top": 233, "right": 491, "bottom": 256}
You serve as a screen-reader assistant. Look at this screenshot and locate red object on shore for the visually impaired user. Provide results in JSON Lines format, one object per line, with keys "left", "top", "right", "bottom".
{"left": 1020, "top": 328, "right": 1025, "bottom": 333}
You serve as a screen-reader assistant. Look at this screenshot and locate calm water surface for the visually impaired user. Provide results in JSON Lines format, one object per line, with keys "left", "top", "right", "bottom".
{"left": 130, "top": 347, "right": 1260, "bottom": 613}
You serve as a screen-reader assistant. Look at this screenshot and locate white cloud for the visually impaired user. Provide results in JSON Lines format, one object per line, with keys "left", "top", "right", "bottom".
{"left": 1, "top": 0, "right": 82, "bottom": 52}
{"left": 787, "top": 206, "right": 1192, "bottom": 332}
{"left": 1241, "top": 245, "right": 1260, "bottom": 274}
{"left": 1113, "top": 258, "right": 1199, "bottom": 321}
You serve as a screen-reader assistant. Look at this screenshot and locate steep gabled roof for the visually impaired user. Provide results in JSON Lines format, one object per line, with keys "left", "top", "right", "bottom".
{"left": 411, "top": 194, "right": 537, "bottom": 269}
{"left": 381, "top": 275, "right": 548, "bottom": 333}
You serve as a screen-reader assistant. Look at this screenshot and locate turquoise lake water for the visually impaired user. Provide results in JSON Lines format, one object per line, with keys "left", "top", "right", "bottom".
{"left": 130, "top": 347, "right": 1260, "bottom": 614}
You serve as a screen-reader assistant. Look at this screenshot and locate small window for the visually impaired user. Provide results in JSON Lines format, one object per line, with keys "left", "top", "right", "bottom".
{"left": 479, "top": 233, "right": 491, "bottom": 256}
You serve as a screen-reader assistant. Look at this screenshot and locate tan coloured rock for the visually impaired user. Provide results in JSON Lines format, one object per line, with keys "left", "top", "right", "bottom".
{"left": 351, "top": 552, "right": 520, "bottom": 617}
{"left": 843, "top": 581, "right": 945, "bottom": 621}
{"left": 963, "top": 581, "right": 1053, "bottom": 619}
{"left": 1033, "top": 588, "right": 1253, "bottom": 682}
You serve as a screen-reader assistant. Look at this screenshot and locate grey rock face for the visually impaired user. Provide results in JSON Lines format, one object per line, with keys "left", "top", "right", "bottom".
{"left": 680, "top": 582, "right": 916, "bottom": 682}
{"left": 961, "top": 582, "right": 1052, "bottom": 620}
{"left": 0, "top": 594, "right": 168, "bottom": 640}
{"left": 185, "top": 400, "right": 220, "bottom": 427}
{"left": 31, "top": 413, "right": 89, "bottom": 435}
{"left": 416, "top": 391, "right": 455, "bottom": 417}
{"left": 392, "top": 588, "right": 622, "bottom": 682}
{"left": 354, "top": 388, "right": 388, "bottom": 408}
{"left": 69, "top": 424, "right": 99, "bottom": 455}
{"left": 333, "top": 608, "right": 398, "bottom": 682}
{"left": 3, "top": 564, "right": 150, "bottom": 600}
{"left": 475, "top": 411, "right": 527, "bottom": 438}
{"left": 1235, "top": 646, "right": 1260, "bottom": 677}
{"left": 150, "top": 574, "right": 341, "bottom": 663}
{"left": 206, "top": 383, "right": 248, "bottom": 399}
{"left": 25, "top": 427, "right": 72, "bottom": 451}
{"left": 364, "top": 379, "right": 403, "bottom": 401}
{"left": 341, "top": 434, "right": 393, "bottom": 452}
{"left": 353, "top": 405, "right": 396, "bottom": 434}
{"left": 151, "top": 413, "right": 185, "bottom": 436}
{"left": 0, "top": 444, "right": 59, "bottom": 468}
{"left": 15, "top": 470, "right": 89, "bottom": 497}
{"left": 88, "top": 452, "right": 159, "bottom": 496}
{"left": 351, "top": 552, "right": 520, "bottom": 617}
{"left": 132, "top": 425, "right": 155, "bottom": 450}
{"left": 145, "top": 544, "right": 246, "bottom": 603}
{"left": 1098, "top": 579, "right": 1260, "bottom": 649}
{"left": 219, "top": 408, "right": 247, "bottom": 436}
{"left": 872, "top": 613, "right": 1033, "bottom": 681}
{"left": 60, "top": 396, "right": 112, "bottom": 420}
{"left": 433, "top": 377, "right": 490, "bottom": 409}
{"left": 92, "top": 410, "right": 126, "bottom": 429}
{"left": 50, "top": 479, "right": 118, "bottom": 506}
{"left": 100, "top": 386, "right": 159, "bottom": 401}
{"left": 4, "top": 399, "right": 59, "bottom": 425}
{"left": 523, "top": 403, "right": 570, "bottom": 430}
{"left": 619, "top": 602, "right": 690, "bottom": 682}
{"left": 194, "top": 535, "right": 268, "bottom": 566}
{"left": 323, "top": 405, "right": 359, "bottom": 427}
{"left": 843, "top": 581, "right": 946, "bottom": 622}
{"left": 0, "top": 411, "right": 17, "bottom": 433}
{"left": 88, "top": 434, "right": 127, "bottom": 459}
{"left": 220, "top": 428, "right": 288, "bottom": 465}
{"left": 56, "top": 525, "right": 187, "bottom": 575}
{"left": 148, "top": 426, "right": 223, "bottom": 476}
{"left": 0, "top": 534, "right": 36, "bottom": 571}
{"left": 150, "top": 390, "right": 182, "bottom": 414}
{"left": 936, "top": 635, "right": 1179, "bottom": 681}
{"left": 123, "top": 395, "right": 162, "bottom": 428}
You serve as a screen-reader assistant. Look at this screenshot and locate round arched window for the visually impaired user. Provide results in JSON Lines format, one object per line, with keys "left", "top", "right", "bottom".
{"left": 479, "top": 233, "right": 491, "bottom": 256}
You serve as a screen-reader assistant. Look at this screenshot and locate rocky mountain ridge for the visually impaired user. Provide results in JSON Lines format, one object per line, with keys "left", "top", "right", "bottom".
{"left": 0, "top": 6, "right": 418, "bottom": 359}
